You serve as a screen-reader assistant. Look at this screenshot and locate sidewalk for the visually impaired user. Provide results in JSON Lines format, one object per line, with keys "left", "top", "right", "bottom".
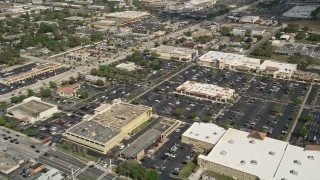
{"left": 188, "top": 167, "right": 204, "bottom": 180}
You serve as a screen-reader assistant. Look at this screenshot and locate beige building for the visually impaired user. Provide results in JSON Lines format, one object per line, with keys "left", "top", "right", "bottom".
{"left": 56, "top": 83, "right": 80, "bottom": 98}
{"left": 63, "top": 102, "right": 152, "bottom": 153}
{"left": 0, "top": 63, "right": 64, "bottom": 85}
{"left": 191, "top": 29, "right": 212, "bottom": 38}
{"left": 151, "top": 45, "right": 198, "bottom": 62}
{"left": 198, "top": 51, "right": 261, "bottom": 72}
{"left": 7, "top": 97, "right": 59, "bottom": 124}
{"left": 257, "top": 60, "right": 297, "bottom": 79}
{"left": 176, "top": 81, "right": 236, "bottom": 103}
{"left": 181, "top": 123, "right": 226, "bottom": 152}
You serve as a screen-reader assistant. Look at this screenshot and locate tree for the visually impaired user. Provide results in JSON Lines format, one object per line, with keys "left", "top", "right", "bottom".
{"left": 184, "top": 31, "right": 192, "bottom": 37}
{"left": 275, "top": 32, "right": 282, "bottom": 39}
{"left": 96, "top": 79, "right": 105, "bottom": 86}
{"left": 49, "top": 81, "right": 57, "bottom": 89}
{"left": 173, "top": 108, "right": 184, "bottom": 117}
{"left": 27, "top": 129, "right": 36, "bottom": 136}
{"left": 0, "top": 117, "right": 7, "bottom": 126}
{"left": 40, "top": 88, "right": 52, "bottom": 97}
{"left": 188, "top": 112, "right": 198, "bottom": 119}
{"left": 61, "top": 172, "right": 68, "bottom": 179}
{"left": 295, "top": 32, "right": 306, "bottom": 40}
{"left": 302, "top": 26, "right": 310, "bottom": 32}
{"left": 68, "top": 76, "right": 76, "bottom": 84}
{"left": 52, "top": 113, "right": 61, "bottom": 119}
{"left": 245, "top": 29, "right": 252, "bottom": 37}
{"left": 6, "top": 122, "right": 17, "bottom": 129}
{"left": 132, "top": 98, "right": 142, "bottom": 105}
{"left": 293, "top": 98, "right": 302, "bottom": 105}
{"left": 27, "top": 89, "right": 34, "bottom": 97}
{"left": 154, "top": 42, "right": 160, "bottom": 47}
{"left": 302, "top": 115, "right": 314, "bottom": 122}
{"left": 220, "top": 26, "right": 231, "bottom": 36}
{"left": 11, "top": 96, "right": 20, "bottom": 103}
{"left": 90, "top": 34, "right": 104, "bottom": 42}
{"left": 79, "top": 92, "right": 89, "bottom": 99}
{"left": 0, "top": 101, "right": 6, "bottom": 108}
{"left": 296, "top": 128, "right": 310, "bottom": 138}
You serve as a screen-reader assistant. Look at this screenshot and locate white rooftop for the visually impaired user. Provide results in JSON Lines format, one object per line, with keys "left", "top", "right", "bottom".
{"left": 182, "top": 123, "right": 226, "bottom": 145}
{"left": 199, "top": 51, "right": 261, "bottom": 69}
{"left": 152, "top": 45, "right": 197, "bottom": 56}
{"left": 176, "top": 81, "right": 235, "bottom": 99}
{"left": 258, "top": 60, "right": 297, "bottom": 74}
{"left": 105, "top": 11, "right": 150, "bottom": 19}
{"left": 199, "top": 128, "right": 288, "bottom": 179}
{"left": 115, "top": 62, "right": 138, "bottom": 71}
{"left": 274, "top": 145, "right": 320, "bottom": 180}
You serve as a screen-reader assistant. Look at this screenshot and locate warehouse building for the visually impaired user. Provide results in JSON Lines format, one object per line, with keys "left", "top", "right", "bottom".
{"left": 105, "top": 11, "right": 150, "bottom": 20}
{"left": 257, "top": 60, "right": 297, "bottom": 79}
{"left": 150, "top": 45, "right": 198, "bottom": 62}
{"left": 176, "top": 81, "right": 235, "bottom": 103}
{"left": 63, "top": 102, "right": 152, "bottom": 153}
{"left": 198, "top": 51, "right": 261, "bottom": 71}
{"left": 7, "top": 97, "right": 59, "bottom": 124}
{"left": 116, "top": 62, "right": 138, "bottom": 71}
{"left": 196, "top": 128, "right": 320, "bottom": 180}
{"left": 181, "top": 122, "right": 226, "bottom": 152}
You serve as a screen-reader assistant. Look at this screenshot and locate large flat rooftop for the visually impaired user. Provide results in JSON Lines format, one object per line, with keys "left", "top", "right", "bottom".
{"left": 152, "top": 45, "right": 197, "bottom": 56}
{"left": 199, "top": 51, "right": 261, "bottom": 69}
{"left": 199, "top": 128, "right": 288, "bottom": 179}
{"left": 66, "top": 121, "right": 121, "bottom": 144}
{"left": 92, "top": 103, "right": 151, "bottom": 129}
{"left": 9, "top": 100, "right": 54, "bottom": 115}
{"left": 182, "top": 123, "right": 226, "bottom": 145}
{"left": 176, "top": 81, "right": 235, "bottom": 99}
{"left": 121, "top": 129, "right": 162, "bottom": 158}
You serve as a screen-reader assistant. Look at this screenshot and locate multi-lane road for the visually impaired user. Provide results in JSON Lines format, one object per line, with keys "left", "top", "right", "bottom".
{"left": 38, "top": 149, "right": 119, "bottom": 180}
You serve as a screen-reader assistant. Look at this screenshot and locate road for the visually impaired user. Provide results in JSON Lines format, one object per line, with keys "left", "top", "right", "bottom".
{"left": 0, "top": 126, "right": 49, "bottom": 160}
{"left": 245, "top": 24, "right": 286, "bottom": 55}
{"left": 38, "top": 149, "right": 119, "bottom": 180}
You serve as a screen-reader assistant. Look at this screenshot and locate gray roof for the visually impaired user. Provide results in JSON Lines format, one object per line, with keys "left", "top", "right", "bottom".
{"left": 66, "top": 121, "right": 121, "bottom": 144}
{"left": 121, "top": 129, "right": 162, "bottom": 158}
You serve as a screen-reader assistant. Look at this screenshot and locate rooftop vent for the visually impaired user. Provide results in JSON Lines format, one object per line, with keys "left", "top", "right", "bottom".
{"left": 220, "top": 150, "right": 227, "bottom": 155}
{"left": 250, "top": 160, "right": 257, "bottom": 165}
{"left": 308, "top": 155, "right": 314, "bottom": 160}
{"left": 195, "top": 133, "right": 199, "bottom": 136}
{"left": 281, "top": 179, "right": 288, "bottom": 180}
{"left": 240, "top": 160, "right": 246, "bottom": 165}
{"left": 294, "top": 160, "right": 301, "bottom": 165}
{"left": 189, "top": 131, "right": 193, "bottom": 135}
{"left": 249, "top": 140, "right": 255, "bottom": 144}
{"left": 228, "top": 139, "right": 234, "bottom": 144}
{"left": 205, "top": 136, "right": 210, "bottom": 139}
{"left": 290, "top": 170, "right": 298, "bottom": 175}
{"left": 269, "top": 151, "right": 275, "bottom": 156}
{"left": 213, "top": 132, "right": 217, "bottom": 135}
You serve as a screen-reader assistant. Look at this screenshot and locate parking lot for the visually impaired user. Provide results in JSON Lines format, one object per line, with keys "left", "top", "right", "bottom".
{"left": 141, "top": 124, "right": 193, "bottom": 180}
{"left": 217, "top": 97, "right": 299, "bottom": 139}
{"left": 291, "top": 108, "right": 320, "bottom": 146}
{"left": 243, "top": 76, "right": 308, "bottom": 102}
{"left": 0, "top": 67, "right": 70, "bottom": 96}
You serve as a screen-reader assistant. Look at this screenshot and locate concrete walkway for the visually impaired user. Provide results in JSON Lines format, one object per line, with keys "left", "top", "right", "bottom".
{"left": 286, "top": 84, "right": 313, "bottom": 141}
{"left": 188, "top": 167, "right": 203, "bottom": 180}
